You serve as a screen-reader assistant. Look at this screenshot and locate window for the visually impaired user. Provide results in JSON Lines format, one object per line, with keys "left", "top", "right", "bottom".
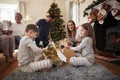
{"left": 0, "top": 4, "right": 17, "bottom": 22}
{"left": 69, "top": 2, "right": 73, "bottom": 20}
{"left": 69, "top": 2, "right": 80, "bottom": 25}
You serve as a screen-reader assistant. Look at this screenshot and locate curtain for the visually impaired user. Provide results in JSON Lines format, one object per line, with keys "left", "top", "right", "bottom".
{"left": 69, "top": 2, "right": 73, "bottom": 20}
{"left": 18, "top": 1, "right": 26, "bottom": 23}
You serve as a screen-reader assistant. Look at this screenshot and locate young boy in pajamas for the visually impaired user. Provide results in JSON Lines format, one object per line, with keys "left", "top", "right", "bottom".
{"left": 17, "top": 24, "right": 53, "bottom": 72}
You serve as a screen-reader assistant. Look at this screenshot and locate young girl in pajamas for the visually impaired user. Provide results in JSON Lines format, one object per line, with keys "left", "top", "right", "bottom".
{"left": 17, "top": 24, "right": 53, "bottom": 72}
{"left": 67, "top": 23, "right": 95, "bottom": 66}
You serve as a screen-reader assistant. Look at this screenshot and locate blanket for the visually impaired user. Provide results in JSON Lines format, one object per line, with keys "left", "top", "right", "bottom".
{"left": 4, "top": 62, "right": 120, "bottom": 80}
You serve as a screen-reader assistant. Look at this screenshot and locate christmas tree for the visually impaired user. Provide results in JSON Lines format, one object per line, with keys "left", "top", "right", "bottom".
{"left": 47, "top": 1, "right": 66, "bottom": 42}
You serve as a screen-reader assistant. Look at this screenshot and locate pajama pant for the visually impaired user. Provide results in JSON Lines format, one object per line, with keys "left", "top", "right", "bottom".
{"left": 1, "top": 35, "right": 15, "bottom": 56}
{"left": 70, "top": 57, "right": 91, "bottom": 66}
{"left": 20, "top": 59, "right": 53, "bottom": 72}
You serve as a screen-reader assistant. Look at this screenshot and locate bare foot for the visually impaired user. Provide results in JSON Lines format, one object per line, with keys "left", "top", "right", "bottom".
{"left": 66, "top": 59, "right": 70, "bottom": 64}
{"left": 6, "top": 56, "right": 14, "bottom": 63}
{"left": 10, "top": 56, "right": 17, "bottom": 61}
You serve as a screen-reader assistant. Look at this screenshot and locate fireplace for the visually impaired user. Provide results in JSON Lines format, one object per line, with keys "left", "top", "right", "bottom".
{"left": 105, "top": 27, "right": 120, "bottom": 51}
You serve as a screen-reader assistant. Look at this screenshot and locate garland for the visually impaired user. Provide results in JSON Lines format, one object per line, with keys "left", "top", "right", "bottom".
{"left": 83, "top": 0, "right": 105, "bottom": 17}
{"left": 83, "top": 0, "right": 120, "bottom": 17}
{"left": 84, "top": 0, "right": 105, "bottom": 11}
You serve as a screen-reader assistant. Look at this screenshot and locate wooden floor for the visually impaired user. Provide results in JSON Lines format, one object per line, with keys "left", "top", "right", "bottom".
{"left": 0, "top": 53, "right": 18, "bottom": 80}
{"left": 0, "top": 53, "right": 120, "bottom": 80}
{"left": 96, "top": 58, "right": 120, "bottom": 77}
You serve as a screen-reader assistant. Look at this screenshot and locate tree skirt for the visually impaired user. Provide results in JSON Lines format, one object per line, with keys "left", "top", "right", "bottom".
{"left": 4, "top": 62, "right": 120, "bottom": 80}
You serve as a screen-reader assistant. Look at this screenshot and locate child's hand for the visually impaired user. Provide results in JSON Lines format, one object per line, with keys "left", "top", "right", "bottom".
{"left": 39, "top": 55, "right": 45, "bottom": 60}
{"left": 41, "top": 48, "right": 46, "bottom": 51}
{"left": 65, "top": 46, "right": 70, "bottom": 49}
{"left": 66, "top": 59, "right": 70, "bottom": 64}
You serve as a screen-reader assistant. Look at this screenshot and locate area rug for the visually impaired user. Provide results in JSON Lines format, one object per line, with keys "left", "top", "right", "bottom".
{"left": 4, "top": 62, "right": 120, "bottom": 80}
{"left": 95, "top": 54, "right": 120, "bottom": 61}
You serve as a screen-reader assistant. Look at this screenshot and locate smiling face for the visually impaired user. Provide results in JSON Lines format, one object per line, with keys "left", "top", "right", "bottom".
{"left": 15, "top": 13, "right": 22, "bottom": 24}
{"left": 67, "top": 22, "right": 75, "bottom": 32}
{"left": 80, "top": 26, "right": 87, "bottom": 38}
{"left": 67, "top": 20, "right": 76, "bottom": 38}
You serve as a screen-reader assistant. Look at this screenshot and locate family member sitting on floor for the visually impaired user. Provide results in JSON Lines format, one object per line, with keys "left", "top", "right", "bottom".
{"left": 66, "top": 20, "right": 81, "bottom": 47}
{"left": 35, "top": 14, "right": 55, "bottom": 48}
{"left": 18, "top": 24, "right": 53, "bottom": 72}
{"left": 11, "top": 12, "right": 26, "bottom": 48}
{"left": 66, "top": 23, "right": 95, "bottom": 66}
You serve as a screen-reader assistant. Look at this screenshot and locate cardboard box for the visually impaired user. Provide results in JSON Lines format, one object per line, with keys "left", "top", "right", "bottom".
{"left": 63, "top": 48, "right": 75, "bottom": 60}
{"left": 57, "top": 48, "right": 75, "bottom": 62}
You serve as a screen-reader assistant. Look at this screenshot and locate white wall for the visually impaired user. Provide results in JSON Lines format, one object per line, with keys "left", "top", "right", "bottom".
{"left": 0, "top": 0, "right": 95, "bottom": 25}
{"left": 0, "top": 0, "right": 18, "bottom": 4}
{"left": 24, "top": 0, "right": 66, "bottom": 24}
{"left": 0, "top": 0, "right": 66, "bottom": 24}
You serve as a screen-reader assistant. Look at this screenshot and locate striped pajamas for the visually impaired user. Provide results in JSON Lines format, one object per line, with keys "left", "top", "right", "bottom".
{"left": 1, "top": 35, "right": 15, "bottom": 57}
{"left": 70, "top": 57, "right": 91, "bottom": 66}
{"left": 70, "top": 37, "right": 95, "bottom": 66}
{"left": 18, "top": 36, "right": 53, "bottom": 73}
{"left": 20, "top": 59, "right": 53, "bottom": 72}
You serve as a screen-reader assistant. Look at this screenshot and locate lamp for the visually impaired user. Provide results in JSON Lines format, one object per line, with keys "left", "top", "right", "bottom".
{"left": 24, "top": 15, "right": 34, "bottom": 24}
